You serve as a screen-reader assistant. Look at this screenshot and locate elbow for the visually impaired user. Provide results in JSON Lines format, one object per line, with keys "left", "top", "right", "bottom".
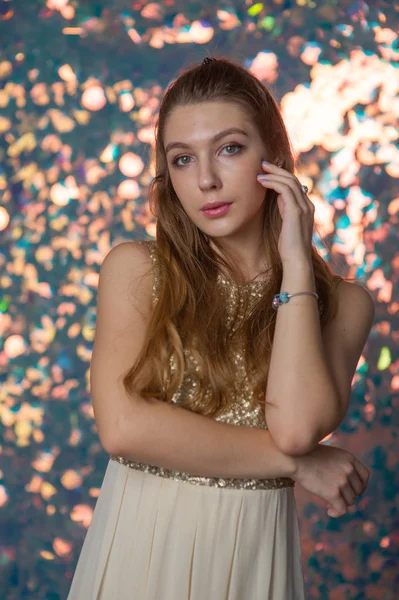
{"left": 99, "top": 412, "right": 142, "bottom": 457}
{"left": 97, "top": 396, "right": 147, "bottom": 457}
{"left": 99, "top": 431, "right": 121, "bottom": 456}
{"left": 275, "top": 432, "right": 320, "bottom": 457}
{"left": 268, "top": 416, "right": 333, "bottom": 457}
{"left": 97, "top": 420, "right": 128, "bottom": 456}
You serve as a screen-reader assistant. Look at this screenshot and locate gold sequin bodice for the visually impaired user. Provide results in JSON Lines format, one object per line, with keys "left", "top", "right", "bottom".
{"left": 111, "top": 239, "right": 295, "bottom": 491}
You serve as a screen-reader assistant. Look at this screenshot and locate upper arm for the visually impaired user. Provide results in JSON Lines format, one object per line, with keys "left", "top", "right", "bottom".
{"left": 90, "top": 241, "right": 154, "bottom": 453}
{"left": 321, "top": 280, "right": 375, "bottom": 431}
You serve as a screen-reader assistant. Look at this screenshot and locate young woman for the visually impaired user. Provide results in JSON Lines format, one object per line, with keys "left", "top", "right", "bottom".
{"left": 68, "top": 57, "right": 374, "bottom": 599}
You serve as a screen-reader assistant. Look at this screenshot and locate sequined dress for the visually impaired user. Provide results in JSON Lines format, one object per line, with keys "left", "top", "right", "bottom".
{"left": 67, "top": 239, "right": 307, "bottom": 600}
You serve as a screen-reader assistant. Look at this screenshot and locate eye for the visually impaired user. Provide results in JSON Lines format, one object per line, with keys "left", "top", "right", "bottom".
{"left": 223, "top": 143, "right": 243, "bottom": 155}
{"left": 172, "top": 154, "right": 191, "bottom": 167}
{"left": 171, "top": 143, "right": 244, "bottom": 168}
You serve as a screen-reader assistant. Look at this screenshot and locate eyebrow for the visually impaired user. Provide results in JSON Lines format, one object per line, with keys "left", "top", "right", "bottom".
{"left": 165, "top": 127, "right": 249, "bottom": 154}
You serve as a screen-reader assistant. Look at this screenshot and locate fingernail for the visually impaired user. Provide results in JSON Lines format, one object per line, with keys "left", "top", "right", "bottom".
{"left": 262, "top": 160, "right": 270, "bottom": 165}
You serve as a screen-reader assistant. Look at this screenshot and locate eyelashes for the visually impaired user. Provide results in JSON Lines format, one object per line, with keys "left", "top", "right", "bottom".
{"left": 171, "top": 143, "right": 244, "bottom": 167}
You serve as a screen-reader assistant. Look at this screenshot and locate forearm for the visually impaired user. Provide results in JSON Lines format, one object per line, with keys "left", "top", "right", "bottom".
{"left": 111, "top": 393, "right": 298, "bottom": 481}
{"left": 265, "top": 262, "right": 340, "bottom": 453}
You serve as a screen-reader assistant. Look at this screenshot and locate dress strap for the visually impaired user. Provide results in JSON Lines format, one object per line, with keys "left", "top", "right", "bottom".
{"left": 137, "top": 239, "right": 159, "bottom": 307}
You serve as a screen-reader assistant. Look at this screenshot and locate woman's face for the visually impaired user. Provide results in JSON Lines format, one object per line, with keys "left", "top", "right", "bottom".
{"left": 163, "top": 101, "right": 269, "bottom": 254}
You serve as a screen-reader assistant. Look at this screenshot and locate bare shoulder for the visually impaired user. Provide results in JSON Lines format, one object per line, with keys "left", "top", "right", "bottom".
{"left": 91, "top": 241, "right": 155, "bottom": 453}
{"left": 336, "top": 279, "right": 375, "bottom": 321}
{"left": 319, "top": 279, "right": 375, "bottom": 428}
{"left": 102, "top": 240, "right": 152, "bottom": 266}
{"left": 322, "top": 278, "right": 375, "bottom": 347}
{"left": 99, "top": 241, "right": 154, "bottom": 319}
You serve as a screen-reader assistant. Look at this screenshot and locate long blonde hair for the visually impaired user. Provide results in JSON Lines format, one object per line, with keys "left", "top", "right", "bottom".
{"left": 122, "top": 57, "right": 357, "bottom": 418}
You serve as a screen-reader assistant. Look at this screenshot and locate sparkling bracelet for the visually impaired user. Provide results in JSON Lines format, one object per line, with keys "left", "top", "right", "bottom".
{"left": 272, "top": 291, "right": 319, "bottom": 310}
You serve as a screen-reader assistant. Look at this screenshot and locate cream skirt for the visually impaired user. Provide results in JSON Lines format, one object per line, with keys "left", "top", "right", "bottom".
{"left": 67, "top": 458, "right": 306, "bottom": 599}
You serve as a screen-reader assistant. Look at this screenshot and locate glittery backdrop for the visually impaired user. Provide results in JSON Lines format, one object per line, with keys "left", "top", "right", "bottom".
{"left": 0, "top": 0, "right": 398, "bottom": 598}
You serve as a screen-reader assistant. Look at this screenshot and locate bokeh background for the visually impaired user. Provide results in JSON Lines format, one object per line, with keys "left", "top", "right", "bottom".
{"left": 0, "top": 0, "right": 398, "bottom": 598}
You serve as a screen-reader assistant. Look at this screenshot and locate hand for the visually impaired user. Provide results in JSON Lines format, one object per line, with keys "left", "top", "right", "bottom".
{"left": 291, "top": 443, "right": 370, "bottom": 518}
{"left": 256, "top": 161, "right": 314, "bottom": 265}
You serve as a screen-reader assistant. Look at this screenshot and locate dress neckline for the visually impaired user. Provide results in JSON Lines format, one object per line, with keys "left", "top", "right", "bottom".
{"left": 142, "top": 239, "right": 271, "bottom": 289}
{"left": 217, "top": 270, "right": 272, "bottom": 289}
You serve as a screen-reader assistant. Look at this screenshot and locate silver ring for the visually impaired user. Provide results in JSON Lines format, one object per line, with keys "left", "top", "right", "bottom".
{"left": 301, "top": 184, "right": 309, "bottom": 194}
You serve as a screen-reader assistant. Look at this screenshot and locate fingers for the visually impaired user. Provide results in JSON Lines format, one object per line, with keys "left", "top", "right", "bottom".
{"left": 328, "top": 490, "right": 348, "bottom": 517}
{"left": 328, "top": 463, "right": 370, "bottom": 518}
{"left": 344, "top": 462, "right": 368, "bottom": 497}
{"left": 354, "top": 459, "right": 371, "bottom": 486}
{"left": 257, "top": 173, "right": 310, "bottom": 213}
{"left": 340, "top": 481, "right": 357, "bottom": 507}
{"left": 259, "top": 161, "right": 314, "bottom": 213}
{"left": 329, "top": 481, "right": 356, "bottom": 517}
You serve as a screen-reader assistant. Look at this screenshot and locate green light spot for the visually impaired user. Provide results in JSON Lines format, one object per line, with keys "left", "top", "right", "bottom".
{"left": 259, "top": 16, "right": 275, "bottom": 30}
{"left": 248, "top": 3, "right": 264, "bottom": 17}
{"left": 377, "top": 347, "right": 391, "bottom": 370}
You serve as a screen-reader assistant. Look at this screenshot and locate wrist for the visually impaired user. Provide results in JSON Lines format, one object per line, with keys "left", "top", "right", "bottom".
{"left": 281, "top": 262, "right": 316, "bottom": 292}
{"left": 282, "top": 260, "right": 313, "bottom": 273}
{"left": 279, "top": 450, "right": 301, "bottom": 480}
{"left": 289, "top": 456, "right": 302, "bottom": 481}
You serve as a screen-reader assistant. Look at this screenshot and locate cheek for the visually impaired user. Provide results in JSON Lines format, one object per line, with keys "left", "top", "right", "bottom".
{"left": 168, "top": 173, "right": 185, "bottom": 198}
{"left": 235, "top": 156, "right": 261, "bottom": 183}
{"left": 169, "top": 177, "right": 193, "bottom": 211}
{"left": 240, "top": 171, "right": 265, "bottom": 197}
{"left": 245, "top": 180, "right": 269, "bottom": 210}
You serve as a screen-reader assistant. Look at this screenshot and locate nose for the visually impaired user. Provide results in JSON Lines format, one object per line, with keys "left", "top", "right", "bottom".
{"left": 198, "top": 159, "right": 222, "bottom": 192}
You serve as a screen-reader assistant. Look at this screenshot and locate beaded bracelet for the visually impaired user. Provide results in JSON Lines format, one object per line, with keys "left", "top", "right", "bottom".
{"left": 272, "top": 291, "right": 319, "bottom": 310}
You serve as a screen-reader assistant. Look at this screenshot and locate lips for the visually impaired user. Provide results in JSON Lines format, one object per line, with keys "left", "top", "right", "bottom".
{"left": 201, "top": 202, "right": 232, "bottom": 211}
